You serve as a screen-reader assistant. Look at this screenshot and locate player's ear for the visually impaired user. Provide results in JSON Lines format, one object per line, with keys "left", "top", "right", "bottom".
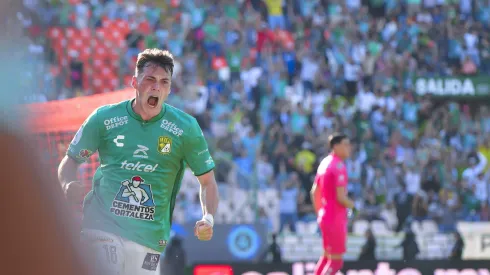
{"left": 131, "top": 76, "right": 137, "bottom": 89}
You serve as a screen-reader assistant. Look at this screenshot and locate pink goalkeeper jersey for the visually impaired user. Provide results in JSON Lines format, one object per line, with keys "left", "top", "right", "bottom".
{"left": 315, "top": 153, "right": 348, "bottom": 225}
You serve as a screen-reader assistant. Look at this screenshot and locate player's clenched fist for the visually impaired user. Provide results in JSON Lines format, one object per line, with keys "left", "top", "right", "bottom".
{"left": 64, "top": 181, "right": 86, "bottom": 203}
{"left": 194, "top": 214, "right": 214, "bottom": 241}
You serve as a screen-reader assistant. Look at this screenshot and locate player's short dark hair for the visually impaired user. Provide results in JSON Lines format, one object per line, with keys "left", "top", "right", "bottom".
{"left": 135, "top": 48, "right": 174, "bottom": 77}
{"left": 329, "top": 133, "right": 348, "bottom": 148}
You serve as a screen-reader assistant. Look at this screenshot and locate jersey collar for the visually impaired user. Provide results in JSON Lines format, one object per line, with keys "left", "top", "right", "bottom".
{"left": 331, "top": 153, "right": 342, "bottom": 162}
{"left": 126, "top": 98, "right": 166, "bottom": 123}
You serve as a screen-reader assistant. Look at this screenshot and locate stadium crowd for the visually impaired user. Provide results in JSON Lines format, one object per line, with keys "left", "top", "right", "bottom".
{"left": 21, "top": 0, "right": 490, "bottom": 235}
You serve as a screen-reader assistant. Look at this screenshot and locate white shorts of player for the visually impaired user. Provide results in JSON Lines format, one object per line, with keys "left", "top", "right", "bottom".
{"left": 81, "top": 229, "right": 161, "bottom": 275}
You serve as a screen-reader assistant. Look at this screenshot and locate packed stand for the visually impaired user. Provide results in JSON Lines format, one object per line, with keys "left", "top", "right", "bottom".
{"left": 22, "top": 0, "right": 490, "bottom": 234}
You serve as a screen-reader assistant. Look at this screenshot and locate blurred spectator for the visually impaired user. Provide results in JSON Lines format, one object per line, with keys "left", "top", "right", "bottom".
{"left": 69, "top": 51, "right": 84, "bottom": 97}
{"left": 434, "top": 188, "right": 460, "bottom": 233}
{"left": 358, "top": 229, "right": 376, "bottom": 261}
{"left": 279, "top": 173, "right": 299, "bottom": 232}
{"left": 260, "top": 233, "right": 282, "bottom": 263}
{"left": 399, "top": 228, "right": 420, "bottom": 260}
{"left": 449, "top": 232, "right": 465, "bottom": 261}
{"left": 481, "top": 201, "right": 490, "bottom": 221}
{"left": 358, "top": 189, "right": 382, "bottom": 221}
{"left": 394, "top": 184, "right": 413, "bottom": 232}
{"left": 125, "top": 28, "right": 144, "bottom": 66}
{"left": 412, "top": 191, "right": 429, "bottom": 221}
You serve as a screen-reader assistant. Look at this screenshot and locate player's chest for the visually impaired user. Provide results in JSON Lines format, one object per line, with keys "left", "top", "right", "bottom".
{"left": 100, "top": 120, "right": 185, "bottom": 162}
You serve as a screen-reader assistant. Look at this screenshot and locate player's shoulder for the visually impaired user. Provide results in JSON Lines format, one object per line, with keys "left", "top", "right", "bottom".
{"left": 332, "top": 159, "right": 345, "bottom": 171}
{"left": 317, "top": 155, "right": 332, "bottom": 174}
{"left": 94, "top": 99, "right": 130, "bottom": 116}
{"left": 163, "top": 103, "right": 198, "bottom": 126}
{"left": 325, "top": 156, "right": 345, "bottom": 172}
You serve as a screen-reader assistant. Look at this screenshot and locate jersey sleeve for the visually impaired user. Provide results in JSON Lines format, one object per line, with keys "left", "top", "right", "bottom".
{"left": 334, "top": 162, "right": 348, "bottom": 187}
{"left": 183, "top": 118, "right": 215, "bottom": 176}
{"left": 66, "top": 108, "right": 101, "bottom": 163}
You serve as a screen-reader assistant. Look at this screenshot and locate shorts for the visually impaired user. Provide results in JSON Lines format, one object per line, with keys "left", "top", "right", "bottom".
{"left": 320, "top": 222, "right": 347, "bottom": 254}
{"left": 81, "top": 229, "right": 161, "bottom": 275}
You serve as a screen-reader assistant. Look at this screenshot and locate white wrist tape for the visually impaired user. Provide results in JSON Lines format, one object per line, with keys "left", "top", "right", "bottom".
{"left": 202, "top": 213, "right": 214, "bottom": 227}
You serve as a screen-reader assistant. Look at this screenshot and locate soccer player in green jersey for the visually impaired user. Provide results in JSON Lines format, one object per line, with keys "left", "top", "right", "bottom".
{"left": 58, "top": 49, "right": 219, "bottom": 275}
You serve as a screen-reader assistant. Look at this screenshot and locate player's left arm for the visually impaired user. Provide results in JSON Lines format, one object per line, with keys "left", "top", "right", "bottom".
{"left": 183, "top": 118, "right": 219, "bottom": 241}
{"left": 196, "top": 171, "right": 219, "bottom": 218}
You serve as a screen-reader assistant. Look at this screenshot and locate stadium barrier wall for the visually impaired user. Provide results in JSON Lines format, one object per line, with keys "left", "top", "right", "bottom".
{"left": 172, "top": 223, "right": 268, "bottom": 264}
{"left": 193, "top": 261, "right": 490, "bottom": 275}
{"left": 173, "top": 222, "right": 490, "bottom": 265}
{"left": 458, "top": 222, "right": 490, "bottom": 260}
{"left": 27, "top": 88, "right": 133, "bottom": 133}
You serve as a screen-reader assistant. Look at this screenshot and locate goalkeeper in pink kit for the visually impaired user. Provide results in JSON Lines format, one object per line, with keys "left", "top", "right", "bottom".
{"left": 310, "top": 133, "right": 355, "bottom": 275}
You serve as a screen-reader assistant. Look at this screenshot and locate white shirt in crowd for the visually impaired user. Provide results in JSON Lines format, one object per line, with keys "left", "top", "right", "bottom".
{"left": 241, "top": 67, "right": 263, "bottom": 93}
{"left": 185, "top": 86, "right": 208, "bottom": 115}
{"left": 462, "top": 152, "right": 487, "bottom": 183}
{"left": 469, "top": 176, "right": 489, "bottom": 202}
{"left": 464, "top": 32, "right": 478, "bottom": 50}
{"left": 376, "top": 95, "right": 397, "bottom": 113}
{"left": 314, "top": 114, "right": 335, "bottom": 134}
{"left": 285, "top": 80, "right": 305, "bottom": 108}
{"left": 424, "top": 0, "right": 437, "bottom": 8}
{"left": 325, "top": 49, "right": 340, "bottom": 74}
{"left": 405, "top": 170, "right": 421, "bottom": 195}
{"left": 371, "top": 109, "right": 384, "bottom": 124}
{"left": 460, "top": 0, "right": 472, "bottom": 14}
{"left": 256, "top": 159, "right": 274, "bottom": 182}
{"left": 346, "top": 159, "right": 362, "bottom": 184}
{"left": 279, "top": 187, "right": 298, "bottom": 214}
{"left": 300, "top": 57, "right": 319, "bottom": 82}
{"left": 356, "top": 89, "right": 377, "bottom": 113}
{"left": 351, "top": 43, "right": 367, "bottom": 64}
{"left": 312, "top": 11, "right": 326, "bottom": 27}
{"left": 416, "top": 12, "right": 433, "bottom": 24}
{"left": 346, "top": 0, "right": 361, "bottom": 10}
{"left": 382, "top": 21, "right": 398, "bottom": 42}
{"left": 344, "top": 62, "right": 361, "bottom": 82}
{"left": 311, "top": 90, "right": 328, "bottom": 116}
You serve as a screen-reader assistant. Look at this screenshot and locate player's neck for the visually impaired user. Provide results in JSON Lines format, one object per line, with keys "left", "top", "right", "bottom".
{"left": 331, "top": 152, "right": 344, "bottom": 161}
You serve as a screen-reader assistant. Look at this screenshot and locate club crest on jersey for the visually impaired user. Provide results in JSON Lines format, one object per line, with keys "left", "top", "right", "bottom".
{"left": 110, "top": 176, "right": 156, "bottom": 221}
{"left": 158, "top": 136, "right": 172, "bottom": 155}
{"left": 336, "top": 162, "right": 344, "bottom": 169}
{"left": 79, "top": 149, "right": 92, "bottom": 159}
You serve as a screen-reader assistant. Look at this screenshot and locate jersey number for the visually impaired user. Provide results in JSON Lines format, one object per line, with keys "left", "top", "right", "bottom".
{"left": 103, "top": 244, "right": 118, "bottom": 264}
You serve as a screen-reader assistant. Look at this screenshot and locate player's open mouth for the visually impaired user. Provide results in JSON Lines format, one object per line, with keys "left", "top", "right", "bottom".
{"left": 147, "top": 96, "right": 159, "bottom": 108}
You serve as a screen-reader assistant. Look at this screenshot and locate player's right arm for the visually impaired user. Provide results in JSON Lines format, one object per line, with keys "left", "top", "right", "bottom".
{"left": 58, "top": 108, "right": 101, "bottom": 202}
{"left": 310, "top": 176, "right": 322, "bottom": 214}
